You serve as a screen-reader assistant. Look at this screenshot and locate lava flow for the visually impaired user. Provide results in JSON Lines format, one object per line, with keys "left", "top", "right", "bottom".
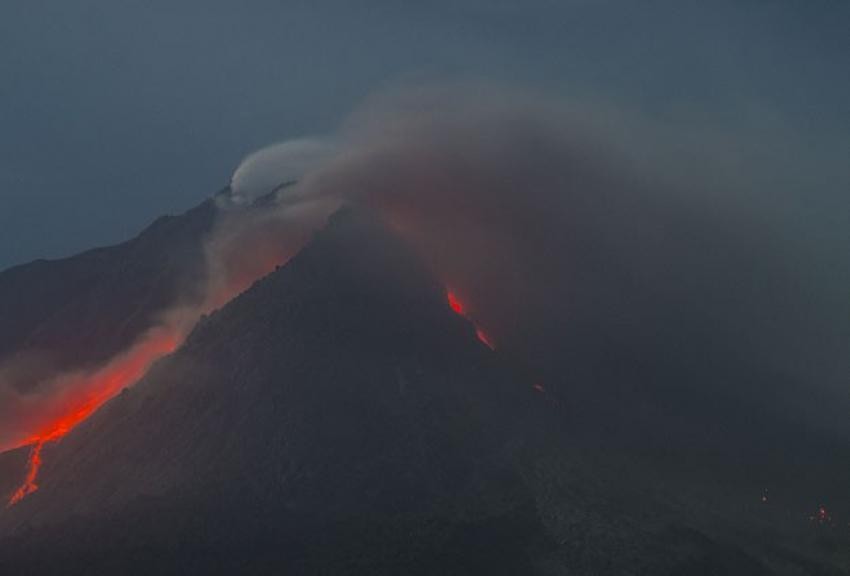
{"left": 5, "top": 243, "right": 290, "bottom": 507}
{"left": 7, "top": 328, "right": 180, "bottom": 506}
{"left": 8, "top": 442, "right": 43, "bottom": 506}
{"left": 447, "top": 290, "right": 495, "bottom": 350}
{"left": 448, "top": 291, "right": 556, "bottom": 401}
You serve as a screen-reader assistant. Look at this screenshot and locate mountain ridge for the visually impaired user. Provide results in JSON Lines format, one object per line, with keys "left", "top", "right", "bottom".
{"left": 0, "top": 196, "right": 218, "bottom": 373}
{"left": 0, "top": 206, "right": 562, "bottom": 573}
{"left": 0, "top": 204, "right": 847, "bottom": 574}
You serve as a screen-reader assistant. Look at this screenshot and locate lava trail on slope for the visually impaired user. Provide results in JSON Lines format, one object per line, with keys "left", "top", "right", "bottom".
{"left": 2, "top": 188, "right": 307, "bottom": 506}
{"left": 446, "top": 290, "right": 495, "bottom": 350}
{"left": 7, "top": 329, "right": 179, "bottom": 505}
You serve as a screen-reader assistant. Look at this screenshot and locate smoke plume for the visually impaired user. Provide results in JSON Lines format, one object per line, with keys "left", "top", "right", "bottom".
{"left": 227, "top": 83, "right": 850, "bottom": 436}
{"left": 1, "top": 82, "right": 846, "bottom": 457}
{"left": 229, "top": 138, "right": 334, "bottom": 205}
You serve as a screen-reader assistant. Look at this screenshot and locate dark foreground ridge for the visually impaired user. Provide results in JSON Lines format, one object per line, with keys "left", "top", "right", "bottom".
{"left": 0, "top": 207, "right": 847, "bottom": 575}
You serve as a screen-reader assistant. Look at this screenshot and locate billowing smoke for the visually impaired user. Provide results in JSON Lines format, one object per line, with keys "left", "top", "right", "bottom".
{"left": 228, "top": 138, "right": 334, "bottom": 206}
{"left": 1, "top": 82, "right": 846, "bottom": 459}
{"left": 225, "top": 83, "right": 850, "bottom": 437}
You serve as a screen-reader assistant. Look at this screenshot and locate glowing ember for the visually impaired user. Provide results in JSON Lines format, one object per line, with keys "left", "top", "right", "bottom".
{"left": 447, "top": 291, "right": 465, "bottom": 315}
{"left": 8, "top": 442, "right": 43, "bottom": 506}
{"left": 446, "top": 291, "right": 495, "bottom": 350}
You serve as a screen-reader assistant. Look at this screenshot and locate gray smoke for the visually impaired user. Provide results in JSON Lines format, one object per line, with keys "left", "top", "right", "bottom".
{"left": 229, "top": 83, "right": 850, "bottom": 435}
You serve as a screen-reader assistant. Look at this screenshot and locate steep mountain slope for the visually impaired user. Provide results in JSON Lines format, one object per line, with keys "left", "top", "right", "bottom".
{"left": 0, "top": 196, "right": 217, "bottom": 373}
{"left": 0, "top": 208, "right": 553, "bottom": 573}
{"left": 0, "top": 192, "right": 225, "bottom": 497}
{"left": 0, "top": 208, "right": 846, "bottom": 575}
{"left": 0, "top": 448, "right": 28, "bottom": 504}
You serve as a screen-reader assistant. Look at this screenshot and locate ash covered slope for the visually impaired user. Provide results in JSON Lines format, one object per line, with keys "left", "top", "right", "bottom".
{"left": 33, "top": 207, "right": 532, "bottom": 514}
{"left": 0, "top": 208, "right": 846, "bottom": 575}
{"left": 0, "top": 208, "right": 550, "bottom": 573}
{"left": 0, "top": 196, "right": 217, "bottom": 373}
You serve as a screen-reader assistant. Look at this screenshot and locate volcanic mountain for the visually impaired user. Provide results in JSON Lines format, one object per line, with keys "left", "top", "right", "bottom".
{"left": 0, "top": 205, "right": 848, "bottom": 575}
{"left": 0, "top": 196, "right": 222, "bottom": 501}
{"left": 0, "top": 197, "right": 217, "bottom": 374}
{"left": 0, "top": 207, "right": 546, "bottom": 572}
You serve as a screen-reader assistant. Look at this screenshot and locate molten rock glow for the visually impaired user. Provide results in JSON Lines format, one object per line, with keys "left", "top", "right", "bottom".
{"left": 5, "top": 200, "right": 299, "bottom": 505}
{"left": 7, "top": 328, "right": 180, "bottom": 506}
{"left": 447, "top": 291, "right": 495, "bottom": 350}
{"left": 7, "top": 442, "right": 43, "bottom": 506}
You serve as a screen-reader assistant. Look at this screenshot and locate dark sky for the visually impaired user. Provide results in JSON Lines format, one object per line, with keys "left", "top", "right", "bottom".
{"left": 0, "top": 1, "right": 847, "bottom": 270}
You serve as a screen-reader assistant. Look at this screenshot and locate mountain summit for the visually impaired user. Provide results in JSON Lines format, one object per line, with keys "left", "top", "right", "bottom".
{"left": 0, "top": 205, "right": 847, "bottom": 575}
{"left": 0, "top": 207, "right": 550, "bottom": 574}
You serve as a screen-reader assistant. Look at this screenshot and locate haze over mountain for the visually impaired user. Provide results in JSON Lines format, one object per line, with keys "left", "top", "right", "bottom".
{"left": 2, "top": 2, "right": 847, "bottom": 272}
{"left": 0, "top": 81, "right": 847, "bottom": 575}
{"left": 0, "top": 196, "right": 222, "bottom": 454}
{"left": 1, "top": 2, "right": 848, "bottom": 573}
{"left": 0, "top": 198, "right": 847, "bottom": 574}
{"left": 0, "top": 198, "right": 215, "bottom": 369}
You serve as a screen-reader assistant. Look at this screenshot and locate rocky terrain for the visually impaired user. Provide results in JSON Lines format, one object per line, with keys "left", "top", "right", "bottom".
{"left": 0, "top": 205, "right": 847, "bottom": 575}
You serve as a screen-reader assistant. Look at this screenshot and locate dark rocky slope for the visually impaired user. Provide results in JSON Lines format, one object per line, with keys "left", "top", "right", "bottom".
{"left": 0, "top": 196, "right": 217, "bottom": 373}
{"left": 0, "top": 208, "right": 847, "bottom": 575}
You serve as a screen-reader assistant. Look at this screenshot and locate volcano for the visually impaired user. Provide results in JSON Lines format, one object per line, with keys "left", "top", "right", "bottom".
{"left": 0, "top": 204, "right": 848, "bottom": 575}
{"left": 0, "top": 197, "right": 217, "bottom": 374}
{"left": 0, "top": 207, "right": 553, "bottom": 573}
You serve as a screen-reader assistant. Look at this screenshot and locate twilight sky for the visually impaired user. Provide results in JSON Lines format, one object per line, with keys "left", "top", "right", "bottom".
{"left": 0, "top": 1, "right": 847, "bottom": 270}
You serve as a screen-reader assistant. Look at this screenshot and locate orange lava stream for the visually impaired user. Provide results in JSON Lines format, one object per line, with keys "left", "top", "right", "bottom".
{"left": 7, "top": 281, "right": 482, "bottom": 506}
{"left": 7, "top": 329, "right": 180, "bottom": 506}
{"left": 7, "top": 442, "right": 43, "bottom": 506}
{"left": 447, "top": 291, "right": 466, "bottom": 315}
{"left": 0, "top": 213, "right": 311, "bottom": 509}
{"left": 5, "top": 249, "right": 289, "bottom": 507}
{"left": 6, "top": 243, "right": 293, "bottom": 507}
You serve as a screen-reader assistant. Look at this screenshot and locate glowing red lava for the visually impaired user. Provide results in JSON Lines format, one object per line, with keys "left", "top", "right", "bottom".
{"left": 447, "top": 291, "right": 465, "bottom": 315}
{"left": 7, "top": 279, "right": 483, "bottom": 505}
{"left": 8, "top": 442, "right": 43, "bottom": 506}
{"left": 446, "top": 290, "right": 495, "bottom": 350}
{"left": 7, "top": 329, "right": 179, "bottom": 506}
{"left": 6, "top": 244, "right": 288, "bottom": 507}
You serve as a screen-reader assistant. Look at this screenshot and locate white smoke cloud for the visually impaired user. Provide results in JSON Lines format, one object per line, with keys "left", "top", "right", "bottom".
{"left": 228, "top": 138, "right": 334, "bottom": 206}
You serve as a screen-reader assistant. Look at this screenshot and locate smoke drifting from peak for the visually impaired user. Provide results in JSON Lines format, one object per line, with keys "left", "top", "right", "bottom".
{"left": 231, "top": 84, "right": 850, "bottom": 435}
{"left": 229, "top": 139, "right": 334, "bottom": 206}
{"left": 0, "top": 83, "right": 844, "bottom": 456}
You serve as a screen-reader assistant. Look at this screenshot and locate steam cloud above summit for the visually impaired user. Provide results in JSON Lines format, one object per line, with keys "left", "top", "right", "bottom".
{"left": 229, "top": 138, "right": 334, "bottom": 205}
{"left": 227, "top": 84, "right": 850, "bottom": 433}
{"left": 0, "top": 83, "right": 847, "bottom": 453}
